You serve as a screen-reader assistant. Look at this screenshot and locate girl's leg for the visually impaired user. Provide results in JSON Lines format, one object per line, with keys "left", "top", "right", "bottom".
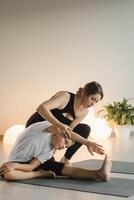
{"left": 61, "top": 155, "right": 112, "bottom": 182}
{"left": 61, "top": 123, "right": 91, "bottom": 164}
{"left": 5, "top": 155, "right": 111, "bottom": 182}
{"left": 3, "top": 169, "right": 54, "bottom": 181}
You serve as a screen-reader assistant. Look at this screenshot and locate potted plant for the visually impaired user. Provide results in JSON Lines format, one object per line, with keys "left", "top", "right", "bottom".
{"left": 98, "top": 98, "right": 134, "bottom": 139}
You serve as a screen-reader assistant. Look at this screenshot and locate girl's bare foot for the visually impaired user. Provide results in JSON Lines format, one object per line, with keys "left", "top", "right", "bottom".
{"left": 37, "top": 169, "right": 56, "bottom": 178}
{"left": 97, "top": 155, "right": 112, "bottom": 181}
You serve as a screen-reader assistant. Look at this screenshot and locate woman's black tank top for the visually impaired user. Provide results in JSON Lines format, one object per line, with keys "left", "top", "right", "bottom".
{"left": 26, "top": 92, "right": 76, "bottom": 127}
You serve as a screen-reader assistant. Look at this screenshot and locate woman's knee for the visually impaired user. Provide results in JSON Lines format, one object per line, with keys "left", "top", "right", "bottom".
{"left": 74, "top": 123, "right": 91, "bottom": 138}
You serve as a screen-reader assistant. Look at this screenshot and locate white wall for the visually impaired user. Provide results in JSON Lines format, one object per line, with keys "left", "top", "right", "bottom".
{"left": 0, "top": 0, "right": 134, "bottom": 134}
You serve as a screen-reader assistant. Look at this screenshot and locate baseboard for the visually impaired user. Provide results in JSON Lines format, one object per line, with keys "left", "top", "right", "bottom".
{"left": 0, "top": 135, "right": 3, "bottom": 140}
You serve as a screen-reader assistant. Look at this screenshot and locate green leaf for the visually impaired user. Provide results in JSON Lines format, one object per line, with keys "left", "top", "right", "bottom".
{"left": 99, "top": 98, "right": 134, "bottom": 126}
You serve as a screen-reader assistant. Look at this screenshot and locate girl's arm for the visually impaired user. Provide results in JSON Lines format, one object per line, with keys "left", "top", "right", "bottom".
{"left": 70, "top": 130, "right": 105, "bottom": 156}
{"left": 14, "top": 158, "right": 41, "bottom": 172}
{"left": 44, "top": 125, "right": 105, "bottom": 156}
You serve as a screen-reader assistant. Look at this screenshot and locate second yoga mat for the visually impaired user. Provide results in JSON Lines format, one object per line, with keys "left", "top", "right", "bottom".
{"left": 73, "top": 159, "right": 134, "bottom": 174}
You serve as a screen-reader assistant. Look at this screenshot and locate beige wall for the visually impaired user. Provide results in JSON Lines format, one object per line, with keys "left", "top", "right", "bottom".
{"left": 0, "top": 0, "right": 134, "bottom": 134}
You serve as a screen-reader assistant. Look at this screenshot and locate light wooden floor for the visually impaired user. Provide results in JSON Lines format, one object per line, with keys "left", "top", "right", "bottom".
{"left": 0, "top": 134, "right": 134, "bottom": 200}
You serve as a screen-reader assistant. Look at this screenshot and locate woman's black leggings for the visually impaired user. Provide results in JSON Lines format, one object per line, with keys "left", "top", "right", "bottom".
{"left": 64, "top": 123, "right": 91, "bottom": 160}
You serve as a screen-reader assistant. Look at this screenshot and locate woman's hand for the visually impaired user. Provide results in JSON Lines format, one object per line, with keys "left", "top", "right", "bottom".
{"left": 56, "top": 124, "right": 72, "bottom": 138}
{"left": 0, "top": 162, "right": 17, "bottom": 175}
{"left": 86, "top": 141, "right": 105, "bottom": 156}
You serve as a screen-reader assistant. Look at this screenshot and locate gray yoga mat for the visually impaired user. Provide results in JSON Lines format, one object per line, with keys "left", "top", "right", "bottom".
{"left": 73, "top": 159, "right": 134, "bottom": 174}
{"left": 8, "top": 177, "right": 134, "bottom": 197}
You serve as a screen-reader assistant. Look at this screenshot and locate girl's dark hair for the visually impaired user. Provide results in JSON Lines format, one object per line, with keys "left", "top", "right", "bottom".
{"left": 83, "top": 81, "right": 104, "bottom": 99}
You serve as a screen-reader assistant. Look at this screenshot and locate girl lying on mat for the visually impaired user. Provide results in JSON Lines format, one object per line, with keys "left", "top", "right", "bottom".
{"left": 0, "top": 121, "right": 112, "bottom": 181}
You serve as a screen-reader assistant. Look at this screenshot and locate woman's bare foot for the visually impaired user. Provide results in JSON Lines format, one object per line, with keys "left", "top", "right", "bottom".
{"left": 97, "top": 155, "right": 112, "bottom": 182}
{"left": 60, "top": 156, "right": 72, "bottom": 166}
{"left": 37, "top": 169, "right": 56, "bottom": 178}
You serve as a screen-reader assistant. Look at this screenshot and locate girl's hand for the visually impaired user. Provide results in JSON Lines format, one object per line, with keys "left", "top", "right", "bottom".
{"left": 86, "top": 141, "right": 105, "bottom": 156}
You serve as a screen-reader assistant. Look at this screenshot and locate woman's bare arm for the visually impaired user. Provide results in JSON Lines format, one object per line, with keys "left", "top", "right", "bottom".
{"left": 37, "top": 92, "right": 72, "bottom": 137}
{"left": 37, "top": 92, "right": 69, "bottom": 127}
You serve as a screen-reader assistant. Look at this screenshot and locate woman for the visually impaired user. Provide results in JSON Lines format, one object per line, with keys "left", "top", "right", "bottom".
{"left": 26, "top": 81, "right": 104, "bottom": 165}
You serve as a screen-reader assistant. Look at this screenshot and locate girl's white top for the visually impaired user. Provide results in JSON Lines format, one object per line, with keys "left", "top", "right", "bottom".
{"left": 8, "top": 121, "right": 55, "bottom": 163}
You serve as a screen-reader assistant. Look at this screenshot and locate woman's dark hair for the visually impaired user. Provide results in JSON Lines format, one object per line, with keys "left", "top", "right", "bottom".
{"left": 83, "top": 81, "right": 104, "bottom": 99}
